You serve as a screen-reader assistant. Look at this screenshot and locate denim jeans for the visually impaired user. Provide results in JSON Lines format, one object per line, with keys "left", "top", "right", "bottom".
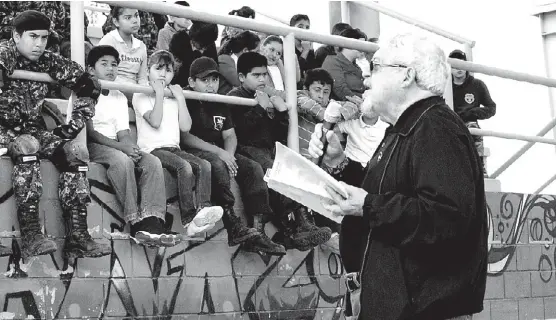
{"left": 150, "top": 147, "right": 212, "bottom": 224}
{"left": 88, "top": 143, "right": 167, "bottom": 224}
{"left": 237, "top": 145, "right": 302, "bottom": 217}
{"left": 185, "top": 148, "right": 273, "bottom": 218}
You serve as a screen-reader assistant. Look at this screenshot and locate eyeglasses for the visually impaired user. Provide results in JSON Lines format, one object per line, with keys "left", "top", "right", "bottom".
{"left": 370, "top": 61, "right": 408, "bottom": 73}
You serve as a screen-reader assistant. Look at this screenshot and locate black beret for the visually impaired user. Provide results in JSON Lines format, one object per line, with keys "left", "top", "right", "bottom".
{"left": 13, "top": 10, "right": 51, "bottom": 33}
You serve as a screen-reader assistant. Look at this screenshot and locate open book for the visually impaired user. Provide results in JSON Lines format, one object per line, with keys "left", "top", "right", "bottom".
{"left": 264, "top": 142, "right": 348, "bottom": 223}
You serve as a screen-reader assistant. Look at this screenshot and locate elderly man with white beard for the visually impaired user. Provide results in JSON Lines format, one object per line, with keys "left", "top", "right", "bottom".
{"left": 308, "top": 33, "right": 488, "bottom": 320}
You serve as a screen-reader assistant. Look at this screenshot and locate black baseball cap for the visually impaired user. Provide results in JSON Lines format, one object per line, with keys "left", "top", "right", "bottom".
{"left": 449, "top": 49, "right": 467, "bottom": 61}
{"left": 189, "top": 56, "right": 220, "bottom": 79}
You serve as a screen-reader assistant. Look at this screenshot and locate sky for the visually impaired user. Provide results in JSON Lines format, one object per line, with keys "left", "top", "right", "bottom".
{"left": 87, "top": 0, "right": 556, "bottom": 195}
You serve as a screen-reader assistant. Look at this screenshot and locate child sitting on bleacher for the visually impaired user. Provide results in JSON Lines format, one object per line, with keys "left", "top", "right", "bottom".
{"left": 181, "top": 57, "right": 285, "bottom": 255}
{"left": 227, "top": 52, "right": 332, "bottom": 251}
{"left": 99, "top": 6, "right": 148, "bottom": 87}
{"left": 86, "top": 45, "right": 180, "bottom": 247}
{"left": 132, "top": 50, "right": 223, "bottom": 237}
{"left": 297, "top": 68, "right": 359, "bottom": 157}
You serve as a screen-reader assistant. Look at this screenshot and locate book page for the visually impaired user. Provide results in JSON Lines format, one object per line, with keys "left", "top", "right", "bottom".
{"left": 264, "top": 142, "right": 348, "bottom": 223}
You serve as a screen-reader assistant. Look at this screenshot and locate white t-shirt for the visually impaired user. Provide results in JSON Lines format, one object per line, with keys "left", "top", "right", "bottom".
{"left": 98, "top": 30, "right": 148, "bottom": 86}
{"left": 132, "top": 93, "right": 181, "bottom": 153}
{"left": 91, "top": 90, "right": 129, "bottom": 140}
{"left": 338, "top": 116, "right": 389, "bottom": 166}
{"left": 267, "top": 65, "right": 284, "bottom": 90}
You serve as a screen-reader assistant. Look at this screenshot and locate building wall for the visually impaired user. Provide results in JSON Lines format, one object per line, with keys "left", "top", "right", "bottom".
{"left": 0, "top": 159, "right": 554, "bottom": 319}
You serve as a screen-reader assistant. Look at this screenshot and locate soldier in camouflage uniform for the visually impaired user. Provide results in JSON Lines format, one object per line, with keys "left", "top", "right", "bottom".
{"left": 0, "top": 10, "right": 111, "bottom": 260}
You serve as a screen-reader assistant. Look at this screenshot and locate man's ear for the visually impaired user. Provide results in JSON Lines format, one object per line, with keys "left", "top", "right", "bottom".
{"left": 12, "top": 30, "right": 21, "bottom": 43}
{"left": 238, "top": 73, "right": 246, "bottom": 82}
{"left": 188, "top": 77, "right": 196, "bottom": 88}
{"left": 401, "top": 67, "right": 417, "bottom": 88}
{"left": 88, "top": 66, "right": 95, "bottom": 74}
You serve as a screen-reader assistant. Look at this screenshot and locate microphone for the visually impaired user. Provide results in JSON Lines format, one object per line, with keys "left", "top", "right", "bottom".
{"left": 313, "top": 100, "right": 343, "bottom": 167}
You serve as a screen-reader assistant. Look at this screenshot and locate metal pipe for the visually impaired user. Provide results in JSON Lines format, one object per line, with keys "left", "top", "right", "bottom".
{"left": 70, "top": 1, "right": 86, "bottom": 146}
{"left": 469, "top": 128, "right": 556, "bottom": 146}
{"left": 284, "top": 33, "right": 300, "bottom": 153}
{"left": 354, "top": 1, "right": 475, "bottom": 46}
{"left": 341, "top": 1, "right": 350, "bottom": 24}
{"left": 449, "top": 58, "right": 556, "bottom": 88}
{"left": 96, "top": 1, "right": 556, "bottom": 89}
{"left": 533, "top": 172, "right": 556, "bottom": 195}
{"left": 255, "top": 10, "right": 289, "bottom": 25}
{"left": 490, "top": 117, "right": 556, "bottom": 178}
{"left": 9, "top": 71, "right": 258, "bottom": 107}
{"left": 84, "top": 5, "right": 110, "bottom": 13}
{"left": 97, "top": 0, "right": 379, "bottom": 53}
{"left": 444, "top": 65, "right": 454, "bottom": 109}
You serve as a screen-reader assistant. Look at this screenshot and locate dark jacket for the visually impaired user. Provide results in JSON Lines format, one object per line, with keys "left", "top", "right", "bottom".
{"left": 322, "top": 52, "right": 365, "bottom": 100}
{"left": 452, "top": 75, "right": 496, "bottom": 122}
{"left": 314, "top": 45, "right": 335, "bottom": 68}
{"left": 335, "top": 96, "right": 488, "bottom": 320}
{"left": 227, "top": 85, "right": 288, "bottom": 150}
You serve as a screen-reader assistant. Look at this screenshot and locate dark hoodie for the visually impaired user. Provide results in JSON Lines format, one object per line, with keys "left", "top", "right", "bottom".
{"left": 449, "top": 49, "right": 496, "bottom": 122}
{"left": 452, "top": 75, "right": 496, "bottom": 122}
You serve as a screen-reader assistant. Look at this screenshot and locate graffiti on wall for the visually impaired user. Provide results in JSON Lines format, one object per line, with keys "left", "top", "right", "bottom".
{"left": 0, "top": 176, "right": 345, "bottom": 319}
{"left": 487, "top": 193, "right": 556, "bottom": 281}
{"left": 0, "top": 164, "right": 555, "bottom": 319}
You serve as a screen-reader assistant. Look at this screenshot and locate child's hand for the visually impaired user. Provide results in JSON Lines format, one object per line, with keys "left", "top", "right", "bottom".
{"left": 168, "top": 84, "right": 185, "bottom": 101}
{"left": 255, "top": 91, "right": 272, "bottom": 110}
{"left": 340, "top": 101, "right": 360, "bottom": 120}
{"left": 270, "top": 95, "right": 289, "bottom": 112}
{"left": 121, "top": 144, "right": 141, "bottom": 161}
{"left": 301, "top": 41, "right": 313, "bottom": 52}
{"left": 151, "top": 79, "right": 165, "bottom": 95}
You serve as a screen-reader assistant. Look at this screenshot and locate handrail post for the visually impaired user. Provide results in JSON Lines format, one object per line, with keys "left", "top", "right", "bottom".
{"left": 70, "top": 1, "right": 87, "bottom": 149}
{"left": 283, "top": 33, "right": 300, "bottom": 153}
{"left": 341, "top": 1, "right": 350, "bottom": 24}
{"left": 490, "top": 116, "right": 556, "bottom": 178}
{"left": 444, "top": 65, "right": 454, "bottom": 109}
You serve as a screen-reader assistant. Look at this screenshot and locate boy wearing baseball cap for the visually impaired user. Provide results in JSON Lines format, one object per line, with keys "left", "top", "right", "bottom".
{"left": 449, "top": 49, "right": 496, "bottom": 176}
{"left": 181, "top": 56, "right": 286, "bottom": 255}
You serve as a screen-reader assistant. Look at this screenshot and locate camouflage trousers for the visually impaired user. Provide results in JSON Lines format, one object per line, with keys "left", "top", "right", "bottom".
{"left": 0, "top": 127, "right": 91, "bottom": 218}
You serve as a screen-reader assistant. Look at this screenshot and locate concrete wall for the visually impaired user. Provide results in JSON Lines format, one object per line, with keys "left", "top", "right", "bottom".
{"left": 0, "top": 159, "right": 554, "bottom": 319}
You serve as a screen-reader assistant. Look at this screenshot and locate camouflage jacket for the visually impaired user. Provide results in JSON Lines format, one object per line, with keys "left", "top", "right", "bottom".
{"left": 0, "top": 39, "right": 97, "bottom": 133}
{"left": 0, "top": 1, "right": 70, "bottom": 44}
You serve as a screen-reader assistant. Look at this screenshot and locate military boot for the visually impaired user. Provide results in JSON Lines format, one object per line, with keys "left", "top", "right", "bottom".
{"left": 274, "top": 207, "right": 332, "bottom": 251}
{"left": 222, "top": 206, "right": 259, "bottom": 246}
{"left": 0, "top": 244, "right": 12, "bottom": 257}
{"left": 64, "top": 208, "right": 110, "bottom": 258}
{"left": 242, "top": 214, "right": 286, "bottom": 256}
{"left": 17, "top": 206, "right": 58, "bottom": 259}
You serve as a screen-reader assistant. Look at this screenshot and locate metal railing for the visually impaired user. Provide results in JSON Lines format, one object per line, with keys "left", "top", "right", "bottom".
{"left": 12, "top": 1, "right": 556, "bottom": 193}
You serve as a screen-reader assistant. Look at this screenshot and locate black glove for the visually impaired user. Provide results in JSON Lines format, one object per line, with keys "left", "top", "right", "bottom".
{"left": 74, "top": 72, "right": 101, "bottom": 100}
{"left": 53, "top": 122, "right": 81, "bottom": 140}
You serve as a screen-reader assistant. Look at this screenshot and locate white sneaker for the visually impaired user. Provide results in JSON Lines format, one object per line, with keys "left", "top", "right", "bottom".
{"left": 184, "top": 206, "right": 223, "bottom": 237}
{"left": 320, "top": 232, "right": 340, "bottom": 255}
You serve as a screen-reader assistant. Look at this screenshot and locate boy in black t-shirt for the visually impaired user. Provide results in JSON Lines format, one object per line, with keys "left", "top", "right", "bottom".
{"left": 181, "top": 57, "right": 286, "bottom": 255}
{"left": 227, "top": 52, "right": 332, "bottom": 251}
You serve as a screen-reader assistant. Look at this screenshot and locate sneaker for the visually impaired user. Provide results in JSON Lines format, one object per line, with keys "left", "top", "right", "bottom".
{"left": 185, "top": 206, "right": 223, "bottom": 237}
{"left": 320, "top": 232, "right": 340, "bottom": 255}
{"left": 131, "top": 217, "right": 181, "bottom": 247}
